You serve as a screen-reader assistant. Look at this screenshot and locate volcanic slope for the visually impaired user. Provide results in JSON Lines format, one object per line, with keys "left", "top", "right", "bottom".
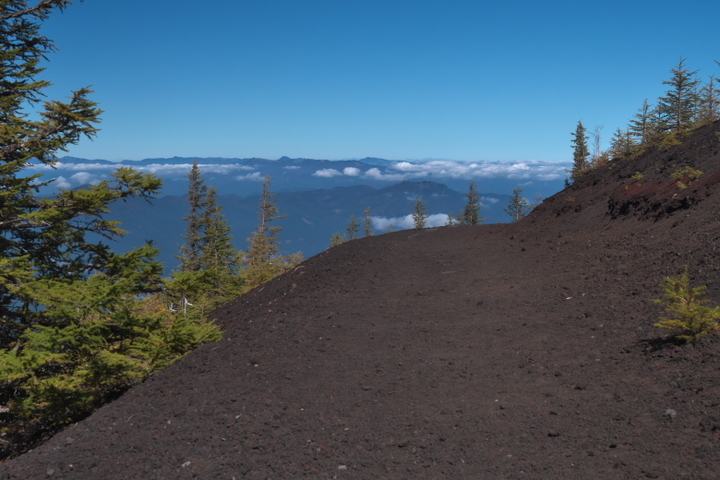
{"left": 2, "top": 122, "right": 720, "bottom": 479}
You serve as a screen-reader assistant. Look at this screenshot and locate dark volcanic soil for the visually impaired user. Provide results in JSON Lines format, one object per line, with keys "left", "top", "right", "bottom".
{"left": 2, "top": 122, "right": 720, "bottom": 479}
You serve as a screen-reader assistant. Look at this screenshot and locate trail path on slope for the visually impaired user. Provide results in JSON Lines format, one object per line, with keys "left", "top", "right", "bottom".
{"left": 3, "top": 220, "right": 720, "bottom": 479}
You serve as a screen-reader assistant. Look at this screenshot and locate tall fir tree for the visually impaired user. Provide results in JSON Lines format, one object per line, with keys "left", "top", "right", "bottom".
{"left": 570, "top": 120, "right": 590, "bottom": 182}
{"left": 608, "top": 128, "right": 636, "bottom": 159}
{"left": 346, "top": 215, "right": 360, "bottom": 240}
{"left": 697, "top": 75, "right": 720, "bottom": 125}
{"left": 198, "top": 186, "right": 241, "bottom": 291}
{"left": 0, "top": 1, "right": 220, "bottom": 448}
{"left": 177, "top": 160, "right": 207, "bottom": 272}
{"left": 628, "top": 99, "right": 657, "bottom": 145}
{"left": 242, "top": 176, "right": 301, "bottom": 290}
{"left": 363, "top": 207, "right": 374, "bottom": 237}
{"left": 656, "top": 59, "right": 700, "bottom": 134}
{"left": 504, "top": 188, "right": 529, "bottom": 223}
{"left": 412, "top": 198, "right": 428, "bottom": 229}
{"left": 461, "top": 181, "right": 487, "bottom": 225}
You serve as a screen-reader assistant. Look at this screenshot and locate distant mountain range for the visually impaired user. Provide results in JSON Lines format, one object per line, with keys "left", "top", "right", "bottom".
{"left": 29, "top": 156, "right": 570, "bottom": 271}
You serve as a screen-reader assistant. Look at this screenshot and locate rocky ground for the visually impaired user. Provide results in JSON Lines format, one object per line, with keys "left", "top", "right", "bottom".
{"left": 1, "top": 122, "right": 719, "bottom": 479}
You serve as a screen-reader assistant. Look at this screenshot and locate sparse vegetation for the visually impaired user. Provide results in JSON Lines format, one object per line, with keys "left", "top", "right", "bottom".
{"left": 631, "top": 171, "right": 645, "bottom": 182}
{"left": 462, "top": 181, "right": 488, "bottom": 225}
{"left": 412, "top": 198, "right": 428, "bottom": 229}
{"left": 578, "top": 59, "right": 720, "bottom": 172}
{"left": 504, "top": 188, "right": 530, "bottom": 222}
{"left": 671, "top": 166, "right": 703, "bottom": 189}
{"left": 653, "top": 267, "right": 720, "bottom": 343}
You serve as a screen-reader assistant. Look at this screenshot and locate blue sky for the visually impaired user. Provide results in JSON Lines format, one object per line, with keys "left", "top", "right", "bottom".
{"left": 41, "top": 0, "right": 720, "bottom": 163}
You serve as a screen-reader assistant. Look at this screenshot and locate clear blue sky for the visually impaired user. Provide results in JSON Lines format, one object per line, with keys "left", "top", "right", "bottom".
{"left": 41, "top": 0, "right": 720, "bottom": 162}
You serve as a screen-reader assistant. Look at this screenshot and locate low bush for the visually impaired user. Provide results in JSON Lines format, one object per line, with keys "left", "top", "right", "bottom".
{"left": 653, "top": 267, "right": 720, "bottom": 343}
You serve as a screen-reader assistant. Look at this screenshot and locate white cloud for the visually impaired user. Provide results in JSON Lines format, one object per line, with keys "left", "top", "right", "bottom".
{"left": 480, "top": 196, "right": 499, "bottom": 204}
{"left": 70, "top": 171, "right": 104, "bottom": 185}
{"left": 313, "top": 168, "right": 343, "bottom": 178}
{"left": 142, "top": 163, "right": 255, "bottom": 176}
{"left": 388, "top": 159, "right": 569, "bottom": 181}
{"left": 236, "top": 171, "right": 264, "bottom": 181}
{"left": 363, "top": 167, "right": 412, "bottom": 182}
{"left": 371, "top": 213, "right": 449, "bottom": 232}
{"left": 52, "top": 176, "right": 71, "bottom": 190}
{"left": 284, "top": 165, "right": 301, "bottom": 170}
{"left": 343, "top": 167, "right": 361, "bottom": 176}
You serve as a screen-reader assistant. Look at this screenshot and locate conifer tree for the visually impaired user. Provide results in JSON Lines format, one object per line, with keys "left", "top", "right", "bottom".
{"left": 242, "top": 176, "right": 300, "bottom": 290}
{"left": 461, "top": 181, "right": 487, "bottom": 225}
{"left": 656, "top": 59, "right": 700, "bottom": 133}
{"left": 570, "top": 120, "right": 589, "bottom": 182}
{"left": 0, "top": 1, "right": 220, "bottom": 445}
{"left": 363, "top": 207, "right": 374, "bottom": 237}
{"left": 177, "top": 160, "right": 207, "bottom": 272}
{"left": 198, "top": 186, "right": 241, "bottom": 291}
{"left": 412, "top": 198, "right": 428, "bottom": 229}
{"left": 697, "top": 75, "right": 720, "bottom": 125}
{"left": 504, "top": 188, "right": 529, "bottom": 223}
{"left": 329, "top": 232, "right": 346, "bottom": 247}
{"left": 629, "top": 99, "right": 656, "bottom": 145}
{"left": 346, "top": 215, "right": 360, "bottom": 240}
{"left": 608, "top": 128, "right": 636, "bottom": 159}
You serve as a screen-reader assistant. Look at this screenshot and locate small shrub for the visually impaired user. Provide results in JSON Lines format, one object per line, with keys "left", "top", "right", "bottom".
{"left": 671, "top": 166, "right": 703, "bottom": 189}
{"left": 631, "top": 171, "right": 645, "bottom": 182}
{"left": 653, "top": 267, "right": 720, "bottom": 343}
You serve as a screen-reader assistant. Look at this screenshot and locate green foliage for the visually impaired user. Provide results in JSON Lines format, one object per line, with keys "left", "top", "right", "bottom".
{"left": 569, "top": 120, "right": 589, "bottom": 182}
{"left": 0, "top": 1, "right": 221, "bottom": 450}
{"left": 504, "top": 188, "right": 529, "bottom": 223}
{"left": 631, "top": 171, "right": 645, "bottom": 181}
{"left": 653, "top": 268, "right": 720, "bottom": 343}
{"left": 461, "top": 181, "right": 487, "bottom": 225}
{"left": 329, "top": 232, "right": 346, "bottom": 247}
{"left": 608, "top": 128, "right": 637, "bottom": 159}
{"left": 363, "top": 207, "right": 374, "bottom": 237}
{"left": 177, "top": 160, "right": 208, "bottom": 272}
{"left": 346, "top": 215, "right": 360, "bottom": 240}
{"left": 242, "top": 176, "right": 302, "bottom": 290}
{"left": 656, "top": 59, "right": 700, "bottom": 134}
{"left": 412, "top": 198, "right": 428, "bottom": 229}
{"left": 671, "top": 166, "right": 703, "bottom": 189}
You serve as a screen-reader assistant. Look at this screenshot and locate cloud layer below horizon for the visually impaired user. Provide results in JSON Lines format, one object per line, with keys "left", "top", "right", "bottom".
{"left": 29, "top": 158, "right": 570, "bottom": 192}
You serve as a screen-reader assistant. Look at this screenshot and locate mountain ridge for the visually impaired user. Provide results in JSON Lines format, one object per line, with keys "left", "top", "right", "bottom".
{"left": 2, "top": 122, "right": 719, "bottom": 479}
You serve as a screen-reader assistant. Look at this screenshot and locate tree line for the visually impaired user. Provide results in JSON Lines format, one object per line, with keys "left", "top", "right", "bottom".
{"left": 570, "top": 58, "right": 719, "bottom": 181}
{"left": 0, "top": 2, "right": 304, "bottom": 458}
{"left": 330, "top": 181, "right": 534, "bottom": 246}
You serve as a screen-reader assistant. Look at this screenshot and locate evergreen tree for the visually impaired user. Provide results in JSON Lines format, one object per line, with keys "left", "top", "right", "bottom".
{"left": 697, "top": 75, "right": 720, "bottom": 125}
{"left": 461, "top": 181, "right": 487, "bottom": 225}
{"left": 570, "top": 120, "right": 589, "bottom": 182}
{"left": 656, "top": 59, "right": 700, "bottom": 133}
{"left": 628, "top": 99, "right": 655, "bottom": 145}
{"left": 504, "top": 188, "right": 529, "bottom": 222}
{"left": 363, "top": 207, "right": 374, "bottom": 237}
{"left": 242, "top": 176, "right": 301, "bottom": 290}
{"left": 346, "top": 215, "right": 360, "bottom": 240}
{"left": 198, "top": 186, "right": 241, "bottom": 291}
{"left": 177, "top": 160, "right": 207, "bottom": 272}
{"left": 412, "top": 198, "right": 428, "bottom": 229}
{"left": 0, "top": 1, "right": 220, "bottom": 447}
{"left": 329, "top": 232, "right": 346, "bottom": 247}
{"left": 608, "top": 128, "right": 636, "bottom": 159}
